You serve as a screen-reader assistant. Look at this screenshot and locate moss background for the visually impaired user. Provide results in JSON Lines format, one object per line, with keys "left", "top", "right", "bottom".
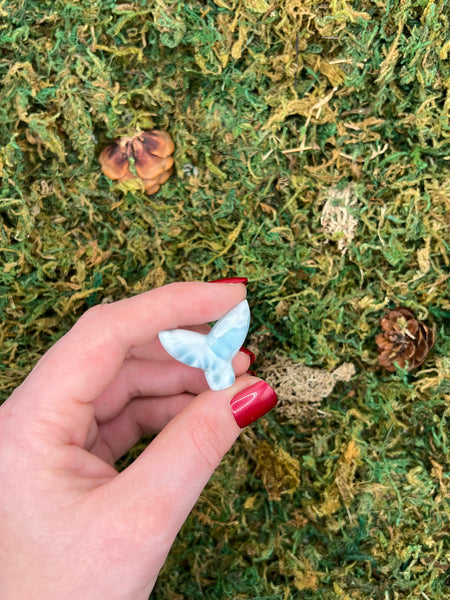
{"left": 1, "top": 0, "right": 449, "bottom": 598}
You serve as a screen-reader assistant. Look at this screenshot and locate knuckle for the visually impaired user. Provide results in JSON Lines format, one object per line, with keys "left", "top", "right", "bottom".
{"left": 79, "top": 303, "right": 110, "bottom": 326}
{"left": 73, "top": 303, "right": 121, "bottom": 354}
{"left": 187, "top": 414, "right": 225, "bottom": 471}
{"left": 76, "top": 303, "right": 115, "bottom": 342}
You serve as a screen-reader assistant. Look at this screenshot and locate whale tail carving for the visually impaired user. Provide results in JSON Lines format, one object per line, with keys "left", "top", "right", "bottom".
{"left": 158, "top": 300, "right": 251, "bottom": 391}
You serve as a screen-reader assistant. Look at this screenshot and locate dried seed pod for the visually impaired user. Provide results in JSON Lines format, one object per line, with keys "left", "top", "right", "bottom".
{"left": 99, "top": 141, "right": 130, "bottom": 179}
{"left": 143, "top": 168, "right": 174, "bottom": 194}
{"left": 376, "top": 307, "right": 435, "bottom": 372}
{"left": 99, "top": 130, "right": 174, "bottom": 195}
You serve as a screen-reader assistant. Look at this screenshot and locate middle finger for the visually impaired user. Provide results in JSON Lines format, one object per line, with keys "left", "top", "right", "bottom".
{"left": 93, "top": 350, "right": 252, "bottom": 423}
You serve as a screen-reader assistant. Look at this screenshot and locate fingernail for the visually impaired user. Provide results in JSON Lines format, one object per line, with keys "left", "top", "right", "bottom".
{"left": 240, "top": 346, "right": 256, "bottom": 365}
{"left": 210, "top": 277, "right": 248, "bottom": 285}
{"left": 247, "top": 370, "right": 257, "bottom": 376}
{"left": 230, "top": 381, "right": 278, "bottom": 428}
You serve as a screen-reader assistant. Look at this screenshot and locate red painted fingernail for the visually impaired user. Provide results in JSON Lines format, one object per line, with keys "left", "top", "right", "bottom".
{"left": 210, "top": 277, "right": 248, "bottom": 285}
{"left": 230, "top": 381, "right": 278, "bottom": 428}
{"left": 247, "top": 370, "right": 257, "bottom": 377}
{"left": 240, "top": 346, "right": 256, "bottom": 365}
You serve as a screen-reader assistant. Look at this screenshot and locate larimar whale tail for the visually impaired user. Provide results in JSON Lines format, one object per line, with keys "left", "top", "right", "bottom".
{"left": 158, "top": 300, "right": 250, "bottom": 391}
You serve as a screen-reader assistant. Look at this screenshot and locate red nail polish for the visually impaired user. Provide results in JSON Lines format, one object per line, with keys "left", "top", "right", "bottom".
{"left": 240, "top": 346, "right": 256, "bottom": 365}
{"left": 246, "top": 370, "right": 257, "bottom": 377}
{"left": 230, "top": 381, "right": 278, "bottom": 428}
{"left": 210, "top": 277, "right": 248, "bottom": 285}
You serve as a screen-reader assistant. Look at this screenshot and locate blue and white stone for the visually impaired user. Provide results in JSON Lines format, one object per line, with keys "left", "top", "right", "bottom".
{"left": 158, "top": 300, "right": 251, "bottom": 391}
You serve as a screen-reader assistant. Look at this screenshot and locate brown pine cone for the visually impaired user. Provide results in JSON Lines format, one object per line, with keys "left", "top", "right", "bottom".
{"left": 99, "top": 130, "right": 174, "bottom": 195}
{"left": 376, "top": 307, "right": 435, "bottom": 372}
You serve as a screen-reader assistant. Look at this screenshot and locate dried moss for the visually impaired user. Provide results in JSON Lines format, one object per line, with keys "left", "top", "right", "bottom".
{"left": 260, "top": 354, "right": 356, "bottom": 423}
{"left": 1, "top": 0, "right": 449, "bottom": 598}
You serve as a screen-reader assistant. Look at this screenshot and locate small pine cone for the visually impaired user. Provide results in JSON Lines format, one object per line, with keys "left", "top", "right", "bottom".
{"left": 99, "top": 130, "right": 174, "bottom": 195}
{"left": 376, "top": 307, "right": 435, "bottom": 372}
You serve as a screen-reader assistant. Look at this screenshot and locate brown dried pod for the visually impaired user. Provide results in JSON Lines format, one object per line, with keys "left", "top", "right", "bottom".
{"left": 99, "top": 130, "right": 174, "bottom": 195}
{"left": 376, "top": 307, "right": 435, "bottom": 372}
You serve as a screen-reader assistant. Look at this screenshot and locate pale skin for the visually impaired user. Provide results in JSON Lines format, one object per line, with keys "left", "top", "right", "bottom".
{"left": 0, "top": 281, "right": 258, "bottom": 599}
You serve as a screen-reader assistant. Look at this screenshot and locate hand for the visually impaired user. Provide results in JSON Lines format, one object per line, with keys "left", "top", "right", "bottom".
{"left": 0, "top": 281, "right": 277, "bottom": 600}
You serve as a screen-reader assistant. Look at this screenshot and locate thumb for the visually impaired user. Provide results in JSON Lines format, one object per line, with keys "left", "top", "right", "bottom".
{"left": 108, "top": 375, "right": 277, "bottom": 544}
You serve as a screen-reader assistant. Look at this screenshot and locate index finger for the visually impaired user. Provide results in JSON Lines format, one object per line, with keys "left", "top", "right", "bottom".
{"left": 14, "top": 282, "right": 247, "bottom": 433}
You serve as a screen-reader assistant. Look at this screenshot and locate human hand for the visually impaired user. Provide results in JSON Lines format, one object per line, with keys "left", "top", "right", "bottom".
{"left": 0, "top": 281, "right": 277, "bottom": 599}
